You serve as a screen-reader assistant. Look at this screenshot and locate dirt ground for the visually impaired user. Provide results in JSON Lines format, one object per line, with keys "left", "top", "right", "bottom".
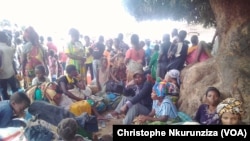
{"left": 94, "top": 111, "right": 123, "bottom": 138}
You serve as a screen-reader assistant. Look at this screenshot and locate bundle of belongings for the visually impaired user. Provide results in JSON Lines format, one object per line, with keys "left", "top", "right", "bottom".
{"left": 23, "top": 101, "right": 98, "bottom": 141}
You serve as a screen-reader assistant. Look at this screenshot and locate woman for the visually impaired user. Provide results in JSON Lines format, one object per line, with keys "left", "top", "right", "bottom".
{"left": 194, "top": 87, "right": 221, "bottom": 125}
{"left": 110, "top": 38, "right": 127, "bottom": 84}
{"left": 124, "top": 34, "right": 145, "bottom": 84}
{"left": 21, "top": 26, "right": 48, "bottom": 88}
{"left": 65, "top": 28, "right": 86, "bottom": 83}
{"left": 186, "top": 35, "right": 211, "bottom": 65}
{"left": 133, "top": 81, "right": 179, "bottom": 125}
{"left": 216, "top": 97, "right": 245, "bottom": 125}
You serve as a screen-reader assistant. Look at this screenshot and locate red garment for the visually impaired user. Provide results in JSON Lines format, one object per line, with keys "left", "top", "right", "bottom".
{"left": 125, "top": 48, "right": 145, "bottom": 62}
{"left": 47, "top": 42, "right": 58, "bottom": 53}
{"left": 186, "top": 49, "right": 209, "bottom": 65}
{"left": 59, "top": 52, "right": 68, "bottom": 62}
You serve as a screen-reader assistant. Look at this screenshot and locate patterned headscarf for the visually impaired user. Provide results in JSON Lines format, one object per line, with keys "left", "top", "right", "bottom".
{"left": 153, "top": 82, "right": 167, "bottom": 97}
{"left": 216, "top": 98, "right": 245, "bottom": 118}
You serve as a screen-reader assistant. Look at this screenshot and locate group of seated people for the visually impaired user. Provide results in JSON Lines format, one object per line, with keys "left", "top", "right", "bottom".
{"left": 0, "top": 59, "right": 247, "bottom": 140}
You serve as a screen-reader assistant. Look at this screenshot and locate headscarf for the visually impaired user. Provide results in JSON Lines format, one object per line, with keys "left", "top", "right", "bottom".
{"left": 153, "top": 82, "right": 167, "bottom": 97}
{"left": 165, "top": 69, "right": 180, "bottom": 86}
{"left": 216, "top": 98, "right": 245, "bottom": 118}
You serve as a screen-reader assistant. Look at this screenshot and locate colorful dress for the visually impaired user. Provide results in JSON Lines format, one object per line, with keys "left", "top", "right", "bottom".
{"left": 23, "top": 42, "right": 46, "bottom": 88}
{"left": 65, "top": 41, "right": 86, "bottom": 81}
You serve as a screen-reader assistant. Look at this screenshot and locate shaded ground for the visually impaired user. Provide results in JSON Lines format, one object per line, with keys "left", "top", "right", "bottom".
{"left": 94, "top": 111, "right": 123, "bottom": 138}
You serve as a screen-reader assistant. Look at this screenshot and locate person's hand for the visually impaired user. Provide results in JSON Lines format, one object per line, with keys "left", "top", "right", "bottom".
{"left": 120, "top": 104, "right": 128, "bottom": 115}
{"left": 146, "top": 74, "right": 155, "bottom": 83}
{"left": 138, "top": 115, "right": 147, "bottom": 123}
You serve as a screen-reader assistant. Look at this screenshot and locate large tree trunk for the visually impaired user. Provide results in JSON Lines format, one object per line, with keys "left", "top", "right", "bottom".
{"left": 178, "top": 0, "right": 250, "bottom": 124}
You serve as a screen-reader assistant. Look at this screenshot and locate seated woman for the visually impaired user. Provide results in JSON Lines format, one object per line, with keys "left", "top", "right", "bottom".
{"left": 111, "top": 70, "right": 153, "bottom": 125}
{"left": 57, "top": 64, "right": 104, "bottom": 119}
{"left": 133, "top": 81, "right": 179, "bottom": 125}
{"left": 216, "top": 97, "right": 245, "bottom": 125}
{"left": 194, "top": 87, "right": 221, "bottom": 125}
{"left": 186, "top": 35, "right": 211, "bottom": 65}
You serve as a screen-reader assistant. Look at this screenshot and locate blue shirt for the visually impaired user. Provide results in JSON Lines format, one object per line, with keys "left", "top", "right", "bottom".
{"left": 0, "top": 100, "right": 23, "bottom": 128}
{"left": 152, "top": 97, "right": 178, "bottom": 119}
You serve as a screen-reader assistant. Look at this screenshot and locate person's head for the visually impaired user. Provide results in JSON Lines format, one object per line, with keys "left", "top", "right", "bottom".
{"left": 69, "top": 28, "right": 80, "bottom": 42}
{"left": 57, "top": 118, "right": 78, "bottom": 141}
{"left": 84, "top": 35, "right": 90, "bottom": 44}
{"left": 216, "top": 98, "right": 245, "bottom": 125}
{"left": 162, "top": 34, "right": 170, "bottom": 43}
{"left": 164, "top": 69, "right": 180, "bottom": 87}
{"left": 131, "top": 34, "right": 140, "bottom": 49}
{"left": 48, "top": 49, "right": 55, "bottom": 57}
{"left": 23, "top": 26, "right": 40, "bottom": 46}
{"left": 118, "top": 33, "right": 123, "bottom": 41}
{"left": 191, "top": 35, "right": 199, "bottom": 46}
{"left": 178, "top": 30, "right": 187, "bottom": 42}
{"left": 39, "top": 36, "right": 44, "bottom": 44}
{"left": 66, "top": 65, "right": 78, "bottom": 78}
{"left": 205, "top": 87, "right": 221, "bottom": 106}
{"left": 133, "top": 70, "right": 144, "bottom": 85}
{"left": 139, "top": 40, "right": 145, "bottom": 49}
{"left": 145, "top": 39, "right": 150, "bottom": 47}
{"left": 47, "top": 36, "right": 52, "bottom": 42}
{"left": 10, "top": 91, "right": 31, "bottom": 116}
{"left": 98, "top": 35, "right": 104, "bottom": 43}
{"left": 152, "top": 82, "right": 167, "bottom": 100}
{"left": 0, "top": 31, "right": 10, "bottom": 45}
{"left": 35, "top": 64, "right": 46, "bottom": 79}
{"left": 106, "top": 38, "right": 113, "bottom": 49}
{"left": 171, "top": 28, "right": 178, "bottom": 38}
{"left": 100, "top": 57, "right": 108, "bottom": 68}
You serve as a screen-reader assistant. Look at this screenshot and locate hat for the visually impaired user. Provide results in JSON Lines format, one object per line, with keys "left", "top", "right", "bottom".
{"left": 133, "top": 69, "right": 144, "bottom": 78}
{"left": 216, "top": 98, "right": 245, "bottom": 118}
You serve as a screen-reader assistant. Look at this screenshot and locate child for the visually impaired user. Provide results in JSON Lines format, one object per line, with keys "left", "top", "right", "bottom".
{"left": 216, "top": 97, "right": 245, "bottom": 125}
{"left": 194, "top": 87, "right": 221, "bottom": 125}
{"left": 57, "top": 118, "right": 85, "bottom": 141}
{"left": 32, "top": 64, "right": 50, "bottom": 85}
{"left": 0, "top": 91, "right": 31, "bottom": 128}
{"left": 48, "top": 50, "right": 58, "bottom": 82}
{"left": 133, "top": 81, "right": 179, "bottom": 125}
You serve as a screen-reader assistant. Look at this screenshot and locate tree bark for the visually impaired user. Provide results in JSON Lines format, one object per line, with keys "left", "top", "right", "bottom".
{"left": 210, "top": 0, "right": 250, "bottom": 123}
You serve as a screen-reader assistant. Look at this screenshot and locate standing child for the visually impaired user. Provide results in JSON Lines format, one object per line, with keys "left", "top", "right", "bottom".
{"left": 55, "top": 54, "right": 63, "bottom": 78}
{"left": 48, "top": 50, "right": 58, "bottom": 82}
{"left": 0, "top": 91, "right": 31, "bottom": 128}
